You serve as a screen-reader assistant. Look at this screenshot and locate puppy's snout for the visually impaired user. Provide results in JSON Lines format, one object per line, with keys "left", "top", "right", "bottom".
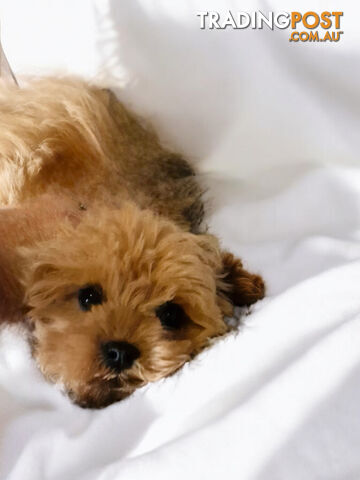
{"left": 101, "top": 341, "right": 140, "bottom": 373}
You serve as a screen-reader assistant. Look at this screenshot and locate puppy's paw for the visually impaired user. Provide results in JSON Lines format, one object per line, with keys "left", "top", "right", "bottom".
{"left": 220, "top": 252, "right": 265, "bottom": 307}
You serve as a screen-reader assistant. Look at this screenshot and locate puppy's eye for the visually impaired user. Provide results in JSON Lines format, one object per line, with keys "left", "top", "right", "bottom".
{"left": 78, "top": 285, "right": 103, "bottom": 311}
{"left": 155, "top": 301, "right": 186, "bottom": 330}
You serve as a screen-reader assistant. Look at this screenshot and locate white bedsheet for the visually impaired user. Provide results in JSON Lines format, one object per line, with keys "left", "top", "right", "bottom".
{"left": 0, "top": 1, "right": 359, "bottom": 479}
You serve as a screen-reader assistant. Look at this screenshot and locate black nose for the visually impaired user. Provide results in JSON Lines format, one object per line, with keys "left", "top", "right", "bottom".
{"left": 101, "top": 341, "right": 140, "bottom": 373}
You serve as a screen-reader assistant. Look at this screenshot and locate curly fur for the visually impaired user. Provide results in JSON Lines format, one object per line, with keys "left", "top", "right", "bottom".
{"left": 0, "top": 78, "right": 265, "bottom": 408}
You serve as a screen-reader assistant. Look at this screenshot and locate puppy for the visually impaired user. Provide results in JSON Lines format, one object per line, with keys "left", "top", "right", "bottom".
{"left": 0, "top": 78, "right": 265, "bottom": 408}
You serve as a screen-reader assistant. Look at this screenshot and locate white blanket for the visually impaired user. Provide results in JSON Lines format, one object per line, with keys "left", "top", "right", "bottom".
{"left": 0, "top": 1, "right": 359, "bottom": 479}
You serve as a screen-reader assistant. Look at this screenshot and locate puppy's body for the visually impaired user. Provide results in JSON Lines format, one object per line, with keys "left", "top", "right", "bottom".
{"left": 0, "top": 78, "right": 264, "bottom": 408}
{"left": 0, "top": 79, "right": 202, "bottom": 231}
{"left": 0, "top": 78, "right": 204, "bottom": 325}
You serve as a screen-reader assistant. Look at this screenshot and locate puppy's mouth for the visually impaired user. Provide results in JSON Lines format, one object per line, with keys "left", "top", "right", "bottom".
{"left": 66, "top": 374, "right": 144, "bottom": 409}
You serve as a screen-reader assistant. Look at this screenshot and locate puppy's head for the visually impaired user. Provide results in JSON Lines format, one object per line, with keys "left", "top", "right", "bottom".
{"left": 20, "top": 203, "right": 264, "bottom": 408}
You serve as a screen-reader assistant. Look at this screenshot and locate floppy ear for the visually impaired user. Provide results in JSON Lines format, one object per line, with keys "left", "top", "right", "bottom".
{"left": 20, "top": 255, "right": 61, "bottom": 310}
{"left": 194, "top": 234, "right": 265, "bottom": 315}
{"left": 218, "top": 251, "right": 265, "bottom": 308}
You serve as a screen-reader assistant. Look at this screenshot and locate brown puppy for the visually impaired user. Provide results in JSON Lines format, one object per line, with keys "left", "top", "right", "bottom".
{"left": 0, "top": 78, "right": 264, "bottom": 408}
